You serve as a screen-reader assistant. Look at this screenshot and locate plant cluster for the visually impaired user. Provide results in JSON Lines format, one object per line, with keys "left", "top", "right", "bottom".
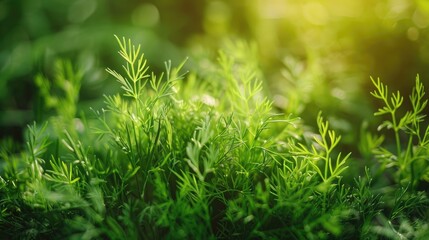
{"left": 1, "top": 37, "right": 428, "bottom": 239}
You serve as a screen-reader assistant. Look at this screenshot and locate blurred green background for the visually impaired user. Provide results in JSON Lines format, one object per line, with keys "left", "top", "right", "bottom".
{"left": 1, "top": 0, "right": 429, "bottom": 144}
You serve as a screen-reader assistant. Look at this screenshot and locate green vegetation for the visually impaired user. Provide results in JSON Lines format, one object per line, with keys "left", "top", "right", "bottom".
{"left": 1, "top": 36, "right": 428, "bottom": 239}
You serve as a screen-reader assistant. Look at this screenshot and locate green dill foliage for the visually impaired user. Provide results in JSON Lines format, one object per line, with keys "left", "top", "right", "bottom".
{"left": 1, "top": 36, "right": 429, "bottom": 239}
{"left": 35, "top": 60, "right": 83, "bottom": 134}
{"left": 370, "top": 75, "right": 429, "bottom": 189}
{"left": 293, "top": 112, "right": 350, "bottom": 184}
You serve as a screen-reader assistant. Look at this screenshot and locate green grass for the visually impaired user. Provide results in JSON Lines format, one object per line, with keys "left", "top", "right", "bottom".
{"left": 1, "top": 36, "right": 429, "bottom": 239}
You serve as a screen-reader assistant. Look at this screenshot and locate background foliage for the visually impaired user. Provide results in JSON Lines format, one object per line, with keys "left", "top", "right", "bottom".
{"left": 2, "top": 0, "right": 429, "bottom": 141}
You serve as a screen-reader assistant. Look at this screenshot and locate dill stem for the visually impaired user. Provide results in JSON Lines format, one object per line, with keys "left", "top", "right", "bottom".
{"left": 391, "top": 111, "right": 401, "bottom": 158}
{"left": 323, "top": 136, "right": 330, "bottom": 181}
{"left": 406, "top": 137, "right": 415, "bottom": 189}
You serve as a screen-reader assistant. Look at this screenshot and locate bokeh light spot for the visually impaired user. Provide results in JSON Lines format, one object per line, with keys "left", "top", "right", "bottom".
{"left": 132, "top": 4, "right": 160, "bottom": 28}
{"left": 68, "top": 0, "right": 97, "bottom": 23}
{"left": 407, "top": 27, "right": 419, "bottom": 41}
{"left": 413, "top": 10, "right": 429, "bottom": 28}
{"left": 303, "top": 2, "right": 328, "bottom": 26}
{"left": 258, "top": 0, "right": 287, "bottom": 19}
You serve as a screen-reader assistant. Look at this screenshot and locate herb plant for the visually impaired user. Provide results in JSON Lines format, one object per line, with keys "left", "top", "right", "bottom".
{"left": 1, "top": 36, "right": 428, "bottom": 239}
{"left": 370, "top": 76, "right": 429, "bottom": 190}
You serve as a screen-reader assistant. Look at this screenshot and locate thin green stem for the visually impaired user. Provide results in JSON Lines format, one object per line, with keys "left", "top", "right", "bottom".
{"left": 391, "top": 111, "right": 402, "bottom": 158}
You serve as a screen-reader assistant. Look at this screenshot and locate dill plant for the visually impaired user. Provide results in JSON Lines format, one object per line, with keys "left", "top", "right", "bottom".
{"left": 370, "top": 76, "right": 429, "bottom": 189}
{"left": 362, "top": 76, "right": 429, "bottom": 239}
{"left": 0, "top": 36, "right": 428, "bottom": 240}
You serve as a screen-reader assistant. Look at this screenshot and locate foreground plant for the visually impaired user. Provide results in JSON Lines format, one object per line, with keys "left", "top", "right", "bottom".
{"left": 0, "top": 36, "right": 428, "bottom": 239}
